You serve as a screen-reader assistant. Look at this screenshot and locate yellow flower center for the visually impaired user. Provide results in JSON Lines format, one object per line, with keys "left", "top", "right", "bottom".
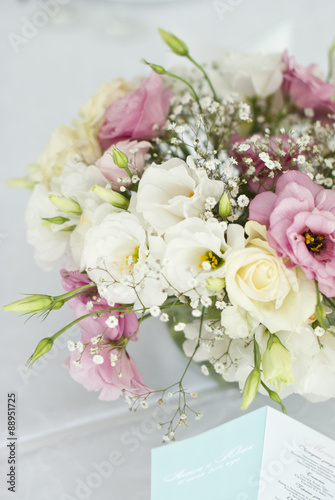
{"left": 115, "top": 247, "right": 139, "bottom": 272}
{"left": 304, "top": 230, "right": 325, "bottom": 254}
{"left": 199, "top": 250, "right": 222, "bottom": 269}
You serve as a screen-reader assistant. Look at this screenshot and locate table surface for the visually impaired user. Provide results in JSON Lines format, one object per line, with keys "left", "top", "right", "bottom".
{"left": 1, "top": 1, "right": 335, "bottom": 499}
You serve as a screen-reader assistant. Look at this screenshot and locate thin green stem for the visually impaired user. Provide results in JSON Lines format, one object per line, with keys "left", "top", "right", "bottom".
{"left": 164, "top": 70, "right": 201, "bottom": 107}
{"left": 50, "top": 307, "right": 128, "bottom": 341}
{"left": 187, "top": 54, "right": 217, "bottom": 101}
{"left": 180, "top": 307, "right": 204, "bottom": 384}
{"left": 54, "top": 283, "right": 96, "bottom": 302}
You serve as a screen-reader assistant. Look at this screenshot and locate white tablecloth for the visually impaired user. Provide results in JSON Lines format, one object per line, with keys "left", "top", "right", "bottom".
{"left": 1, "top": 1, "right": 335, "bottom": 498}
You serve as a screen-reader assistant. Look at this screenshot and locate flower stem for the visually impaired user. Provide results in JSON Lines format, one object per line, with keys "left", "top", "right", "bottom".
{"left": 186, "top": 54, "right": 217, "bottom": 101}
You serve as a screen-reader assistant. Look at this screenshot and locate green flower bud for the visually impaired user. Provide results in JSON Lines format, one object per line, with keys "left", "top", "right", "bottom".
{"left": 158, "top": 29, "right": 189, "bottom": 56}
{"left": 27, "top": 337, "right": 53, "bottom": 367}
{"left": 111, "top": 148, "right": 128, "bottom": 169}
{"left": 143, "top": 60, "right": 167, "bottom": 75}
{"left": 92, "top": 185, "right": 129, "bottom": 209}
{"left": 262, "top": 334, "right": 295, "bottom": 393}
{"left": 328, "top": 38, "right": 335, "bottom": 81}
{"left": 26, "top": 163, "right": 39, "bottom": 173}
{"left": 4, "top": 295, "right": 54, "bottom": 314}
{"left": 41, "top": 216, "right": 70, "bottom": 225}
{"left": 241, "top": 368, "right": 261, "bottom": 409}
{"left": 206, "top": 277, "right": 225, "bottom": 292}
{"left": 60, "top": 225, "right": 76, "bottom": 232}
{"left": 315, "top": 302, "right": 327, "bottom": 329}
{"left": 49, "top": 195, "right": 82, "bottom": 215}
{"left": 6, "top": 177, "right": 36, "bottom": 189}
{"left": 266, "top": 388, "right": 287, "bottom": 414}
{"left": 219, "top": 192, "right": 231, "bottom": 220}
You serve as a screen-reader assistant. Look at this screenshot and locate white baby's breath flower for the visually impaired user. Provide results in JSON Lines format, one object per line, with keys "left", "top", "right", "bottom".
{"left": 76, "top": 341, "right": 84, "bottom": 353}
{"left": 93, "top": 354, "right": 104, "bottom": 365}
{"left": 237, "top": 195, "right": 249, "bottom": 208}
{"left": 237, "top": 143, "right": 251, "bottom": 153}
{"left": 201, "top": 297, "right": 212, "bottom": 307}
{"left": 110, "top": 353, "right": 118, "bottom": 366}
{"left": 105, "top": 315, "right": 119, "bottom": 328}
{"left": 214, "top": 362, "right": 225, "bottom": 374}
{"left": 314, "top": 326, "right": 325, "bottom": 337}
{"left": 159, "top": 313, "right": 169, "bottom": 322}
{"left": 174, "top": 322, "right": 186, "bottom": 332}
{"left": 67, "top": 341, "right": 76, "bottom": 352}
{"left": 201, "top": 365, "right": 209, "bottom": 376}
{"left": 150, "top": 306, "right": 161, "bottom": 317}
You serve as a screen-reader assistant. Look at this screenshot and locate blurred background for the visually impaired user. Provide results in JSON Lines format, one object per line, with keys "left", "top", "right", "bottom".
{"left": 1, "top": 1, "right": 335, "bottom": 499}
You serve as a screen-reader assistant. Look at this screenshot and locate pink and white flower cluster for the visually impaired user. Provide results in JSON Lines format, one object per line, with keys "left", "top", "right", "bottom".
{"left": 11, "top": 32, "right": 335, "bottom": 422}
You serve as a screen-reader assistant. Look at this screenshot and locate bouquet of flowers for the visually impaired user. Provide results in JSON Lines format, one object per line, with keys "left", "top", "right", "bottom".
{"left": 5, "top": 30, "right": 335, "bottom": 436}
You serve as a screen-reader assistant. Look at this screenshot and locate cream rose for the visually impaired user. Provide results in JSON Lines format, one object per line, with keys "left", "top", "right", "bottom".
{"left": 33, "top": 80, "right": 131, "bottom": 187}
{"left": 224, "top": 221, "right": 317, "bottom": 333}
{"left": 79, "top": 79, "right": 131, "bottom": 131}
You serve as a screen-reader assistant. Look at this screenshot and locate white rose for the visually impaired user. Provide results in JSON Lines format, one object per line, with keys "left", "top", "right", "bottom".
{"left": 82, "top": 212, "right": 167, "bottom": 308}
{"left": 34, "top": 123, "right": 102, "bottom": 187}
{"left": 163, "top": 217, "right": 227, "bottom": 298}
{"left": 79, "top": 79, "right": 131, "bottom": 131}
{"left": 225, "top": 221, "right": 316, "bottom": 333}
{"left": 210, "top": 52, "right": 284, "bottom": 99}
{"left": 33, "top": 125, "right": 80, "bottom": 186}
{"left": 135, "top": 158, "right": 224, "bottom": 235}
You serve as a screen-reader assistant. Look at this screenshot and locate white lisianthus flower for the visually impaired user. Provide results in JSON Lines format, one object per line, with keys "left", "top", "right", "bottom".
{"left": 209, "top": 52, "right": 284, "bottom": 99}
{"left": 224, "top": 221, "right": 317, "bottom": 333}
{"left": 220, "top": 304, "right": 260, "bottom": 339}
{"left": 163, "top": 217, "right": 227, "bottom": 298}
{"left": 273, "top": 327, "right": 335, "bottom": 402}
{"left": 26, "top": 163, "right": 110, "bottom": 271}
{"left": 298, "top": 332, "right": 335, "bottom": 402}
{"left": 82, "top": 212, "right": 167, "bottom": 308}
{"left": 25, "top": 183, "right": 70, "bottom": 271}
{"left": 135, "top": 158, "right": 224, "bottom": 235}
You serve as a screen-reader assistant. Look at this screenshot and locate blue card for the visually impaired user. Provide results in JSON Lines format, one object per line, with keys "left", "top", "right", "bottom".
{"left": 152, "top": 407, "right": 267, "bottom": 500}
{"left": 151, "top": 406, "right": 335, "bottom": 500}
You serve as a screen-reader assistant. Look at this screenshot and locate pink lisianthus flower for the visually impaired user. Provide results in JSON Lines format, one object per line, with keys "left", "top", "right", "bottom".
{"left": 249, "top": 171, "right": 335, "bottom": 297}
{"left": 232, "top": 134, "right": 295, "bottom": 193}
{"left": 98, "top": 72, "right": 172, "bottom": 151}
{"left": 96, "top": 139, "right": 151, "bottom": 190}
{"left": 61, "top": 269, "right": 139, "bottom": 341}
{"left": 282, "top": 51, "right": 335, "bottom": 116}
{"left": 64, "top": 330, "right": 148, "bottom": 401}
